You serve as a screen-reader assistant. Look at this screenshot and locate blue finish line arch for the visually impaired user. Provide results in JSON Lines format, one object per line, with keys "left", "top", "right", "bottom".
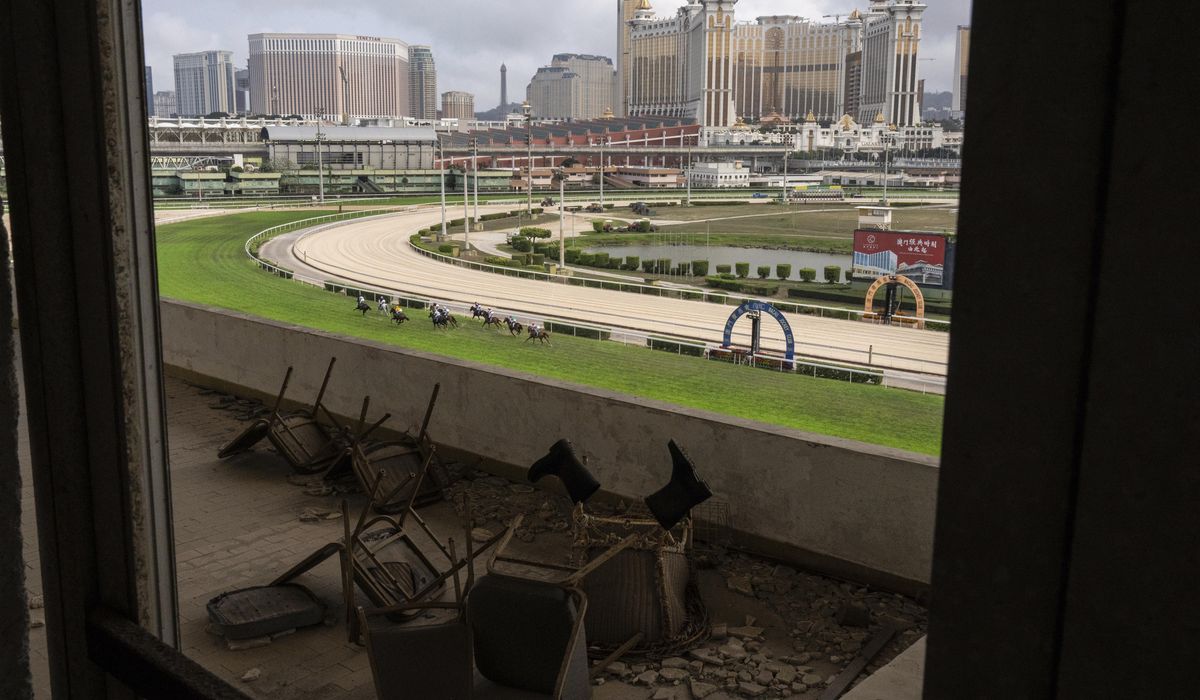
{"left": 722, "top": 301, "right": 796, "bottom": 363}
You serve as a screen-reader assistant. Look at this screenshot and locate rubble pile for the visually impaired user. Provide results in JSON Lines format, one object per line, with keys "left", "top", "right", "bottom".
{"left": 446, "top": 470, "right": 573, "bottom": 544}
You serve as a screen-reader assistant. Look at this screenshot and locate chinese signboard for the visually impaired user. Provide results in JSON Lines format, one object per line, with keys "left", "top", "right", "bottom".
{"left": 852, "top": 230, "right": 948, "bottom": 287}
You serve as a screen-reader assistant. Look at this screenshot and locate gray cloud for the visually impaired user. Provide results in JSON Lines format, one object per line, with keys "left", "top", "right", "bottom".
{"left": 142, "top": 0, "right": 971, "bottom": 109}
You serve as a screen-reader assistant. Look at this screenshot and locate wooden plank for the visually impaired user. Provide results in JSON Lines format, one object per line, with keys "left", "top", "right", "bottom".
{"left": 819, "top": 625, "right": 898, "bottom": 700}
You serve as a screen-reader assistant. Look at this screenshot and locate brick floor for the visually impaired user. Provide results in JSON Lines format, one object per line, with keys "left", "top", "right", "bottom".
{"left": 21, "top": 374, "right": 924, "bottom": 699}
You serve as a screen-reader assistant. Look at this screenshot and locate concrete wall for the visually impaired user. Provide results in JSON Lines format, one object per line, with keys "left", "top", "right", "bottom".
{"left": 161, "top": 300, "right": 939, "bottom": 592}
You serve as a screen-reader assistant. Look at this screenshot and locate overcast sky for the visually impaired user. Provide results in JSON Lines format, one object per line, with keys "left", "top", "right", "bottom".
{"left": 143, "top": 0, "right": 971, "bottom": 108}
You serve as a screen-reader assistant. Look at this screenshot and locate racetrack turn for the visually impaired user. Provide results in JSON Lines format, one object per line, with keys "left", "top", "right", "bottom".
{"left": 262, "top": 207, "right": 951, "bottom": 376}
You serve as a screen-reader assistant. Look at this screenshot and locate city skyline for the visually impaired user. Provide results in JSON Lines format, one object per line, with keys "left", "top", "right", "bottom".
{"left": 143, "top": 0, "right": 970, "bottom": 113}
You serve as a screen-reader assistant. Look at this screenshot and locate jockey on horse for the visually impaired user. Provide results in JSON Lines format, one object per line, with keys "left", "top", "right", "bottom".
{"left": 525, "top": 323, "right": 551, "bottom": 344}
{"left": 377, "top": 296, "right": 390, "bottom": 314}
{"left": 355, "top": 294, "right": 370, "bottom": 316}
{"left": 505, "top": 315, "right": 523, "bottom": 336}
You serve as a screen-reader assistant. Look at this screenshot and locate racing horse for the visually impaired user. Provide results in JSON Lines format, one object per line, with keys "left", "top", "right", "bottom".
{"left": 377, "top": 297, "right": 391, "bottom": 315}
{"left": 482, "top": 314, "right": 505, "bottom": 331}
{"left": 504, "top": 316, "right": 524, "bottom": 337}
{"left": 429, "top": 306, "right": 457, "bottom": 329}
{"left": 469, "top": 302, "right": 487, "bottom": 320}
{"left": 354, "top": 296, "right": 371, "bottom": 316}
{"left": 390, "top": 306, "right": 410, "bottom": 325}
{"left": 525, "top": 325, "right": 551, "bottom": 345}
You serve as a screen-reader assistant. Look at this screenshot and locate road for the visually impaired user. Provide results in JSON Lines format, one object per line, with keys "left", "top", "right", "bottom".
{"left": 261, "top": 207, "right": 950, "bottom": 377}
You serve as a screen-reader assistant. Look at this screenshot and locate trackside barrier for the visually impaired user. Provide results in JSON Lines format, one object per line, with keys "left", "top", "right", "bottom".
{"left": 242, "top": 208, "right": 949, "bottom": 386}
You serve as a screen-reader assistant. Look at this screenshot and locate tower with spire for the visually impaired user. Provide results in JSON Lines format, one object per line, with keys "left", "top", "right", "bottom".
{"left": 500, "top": 63, "right": 508, "bottom": 109}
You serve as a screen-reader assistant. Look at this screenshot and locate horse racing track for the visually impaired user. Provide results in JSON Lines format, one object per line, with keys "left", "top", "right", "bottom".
{"left": 154, "top": 209, "right": 945, "bottom": 455}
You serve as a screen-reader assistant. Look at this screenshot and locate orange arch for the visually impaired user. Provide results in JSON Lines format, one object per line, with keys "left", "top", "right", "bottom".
{"left": 864, "top": 274, "right": 926, "bottom": 330}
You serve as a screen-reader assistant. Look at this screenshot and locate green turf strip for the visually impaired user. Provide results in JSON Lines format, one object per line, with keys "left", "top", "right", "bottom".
{"left": 155, "top": 210, "right": 943, "bottom": 456}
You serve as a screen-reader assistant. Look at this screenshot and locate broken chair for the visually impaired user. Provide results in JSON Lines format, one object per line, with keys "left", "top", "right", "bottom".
{"left": 468, "top": 515, "right": 638, "bottom": 698}
{"left": 345, "top": 384, "right": 450, "bottom": 514}
{"left": 272, "top": 457, "right": 506, "bottom": 643}
{"left": 357, "top": 538, "right": 476, "bottom": 700}
{"left": 217, "top": 358, "right": 346, "bottom": 474}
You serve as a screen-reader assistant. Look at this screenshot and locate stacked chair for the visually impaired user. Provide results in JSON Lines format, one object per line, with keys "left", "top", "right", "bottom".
{"left": 529, "top": 438, "right": 714, "bottom": 658}
{"left": 274, "top": 456, "right": 507, "bottom": 644}
{"left": 217, "top": 358, "right": 451, "bottom": 508}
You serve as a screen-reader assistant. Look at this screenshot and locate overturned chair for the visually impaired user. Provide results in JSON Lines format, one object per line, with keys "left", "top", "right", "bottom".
{"left": 530, "top": 438, "right": 713, "bottom": 657}
{"left": 218, "top": 358, "right": 347, "bottom": 474}
{"left": 467, "top": 515, "right": 639, "bottom": 698}
{"left": 273, "top": 455, "right": 506, "bottom": 643}
{"left": 343, "top": 384, "right": 450, "bottom": 514}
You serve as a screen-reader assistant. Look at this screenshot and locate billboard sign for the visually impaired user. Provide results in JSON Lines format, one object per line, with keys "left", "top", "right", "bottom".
{"left": 853, "top": 230, "right": 948, "bottom": 287}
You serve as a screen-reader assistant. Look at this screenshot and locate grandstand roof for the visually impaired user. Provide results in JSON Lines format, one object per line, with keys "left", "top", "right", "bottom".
{"left": 260, "top": 126, "right": 438, "bottom": 143}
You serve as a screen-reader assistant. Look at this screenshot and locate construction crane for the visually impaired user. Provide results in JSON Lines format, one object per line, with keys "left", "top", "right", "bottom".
{"left": 339, "top": 66, "right": 350, "bottom": 125}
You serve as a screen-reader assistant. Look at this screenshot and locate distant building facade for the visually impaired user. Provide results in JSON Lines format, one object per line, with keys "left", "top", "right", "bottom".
{"left": 234, "top": 69, "right": 250, "bottom": 114}
{"left": 858, "top": 1, "right": 926, "bottom": 126}
{"left": 952, "top": 25, "right": 969, "bottom": 114}
{"left": 173, "top": 50, "right": 235, "bottom": 117}
{"left": 551, "top": 54, "right": 615, "bottom": 119}
{"left": 153, "top": 91, "right": 176, "bottom": 118}
{"left": 248, "top": 34, "right": 411, "bottom": 120}
{"left": 527, "top": 54, "right": 615, "bottom": 120}
{"left": 408, "top": 46, "right": 437, "bottom": 120}
{"left": 441, "top": 91, "right": 475, "bottom": 120}
{"left": 621, "top": 0, "right": 926, "bottom": 129}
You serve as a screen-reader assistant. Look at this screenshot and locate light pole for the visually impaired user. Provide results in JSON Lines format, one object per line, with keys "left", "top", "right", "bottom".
{"left": 315, "top": 107, "right": 326, "bottom": 204}
{"left": 471, "top": 138, "right": 480, "bottom": 234}
{"left": 523, "top": 100, "right": 533, "bottom": 216}
{"left": 782, "top": 147, "right": 789, "bottom": 207}
{"left": 558, "top": 171, "right": 566, "bottom": 272}
{"left": 462, "top": 153, "right": 470, "bottom": 246}
{"left": 438, "top": 139, "right": 447, "bottom": 239}
{"left": 881, "top": 132, "right": 892, "bottom": 206}
{"left": 686, "top": 147, "right": 692, "bottom": 207}
{"left": 598, "top": 135, "right": 609, "bottom": 209}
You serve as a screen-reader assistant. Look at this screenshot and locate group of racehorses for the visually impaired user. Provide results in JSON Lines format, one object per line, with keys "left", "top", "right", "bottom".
{"left": 354, "top": 295, "right": 550, "bottom": 344}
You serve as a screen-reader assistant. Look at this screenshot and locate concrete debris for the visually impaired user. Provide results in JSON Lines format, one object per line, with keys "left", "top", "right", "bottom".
{"left": 710, "top": 622, "right": 728, "bottom": 640}
{"left": 29, "top": 614, "right": 45, "bottom": 629}
{"left": 661, "top": 657, "right": 690, "bottom": 669}
{"left": 737, "top": 681, "right": 767, "bottom": 696}
{"left": 28, "top": 595, "right": 44, "bottom": 610}
{"left": 606, "top": 661, "right": 629, "bottom": 677}
{"left": 652, "top": 688, "right": 678, "bottom": 699}
{"left": 470, "top": 527, "right": 495, "bottom": 543}
{"left": 298, "top": 508, "right": 339, "bottom": 523}
{"left": 690, "top": 648, "right": 725, "bottom": 666}
{"left": 659, "top": 667, "right": 689, "bottom": 682}
{"left": 802, "top": 672, "right": 824, "bottom": 686}
{"left": 726, "top": 575, "right": 754, "bottom": 596}
{"left": 690, "top": 680, "right": 719, "bottom": 698}
{"left": 635, "top": 670, "right": 660, "bottom": 685}
{"left": 728, "top": 625, "right": 764, "bottom": 639}
{"left": 227, "top": 636, "right": 272, "bottom": 651}
{"left": 240, "top": 668, "right": 261, "bottom": 682}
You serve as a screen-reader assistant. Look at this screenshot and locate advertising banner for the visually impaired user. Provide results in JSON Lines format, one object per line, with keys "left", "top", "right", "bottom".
{"left": 852, "top": 230, "right": 947, "bottom": 287}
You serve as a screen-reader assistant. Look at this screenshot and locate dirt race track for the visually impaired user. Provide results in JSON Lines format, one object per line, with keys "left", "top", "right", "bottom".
{"left": 262, "top": 208, "right": 950, "bottom": 377}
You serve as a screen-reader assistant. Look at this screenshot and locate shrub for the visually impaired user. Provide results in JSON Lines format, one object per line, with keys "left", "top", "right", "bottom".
{"left": 735, "top": 262, "right": 750, "bottom": 278}
{"left": 592, "top": 220, "right": 606, "bottom": 233}
{"left": 449, "top": 218, "right": 465, "bottom": 227}
{"left": 824, "top": 265, "right": 842, "bottom": 284}
{"left": 564, "top": 249, "right": 581, "bottom": 264}
{"left": 798, "top": 267, "right": 817, "bottom": 282}
{"left": 480, "top": 212, "right": 508, "bottom": 222}
{"left": 678, "top": 262, "right": 692, "bottom": 276}
{"left": 625, "top": 256, "right": 640, "bottom": 270}
{"left": 531, "top": 253, "right": 546, "bottom": 266}
{"left": 776, "top": 264, "right": 792, "bottom": 280}
{"left": 715, "top": 264, "right": 732, "bottom": 275}
{"left": 845, "top": 268, "right": 854, "bottom": 282}
{"left": 628, "top": 219, "right": 653, "bottom": 233}
{"left": 607, "top": 258, "right": 622, "bottom": 269}
{"left": 511, "top": 253, "right": 532, "bottom": 265}
{"left": 521, "top": 227, "right": 552, "bottom": 239}
{"left": 655, "top": 258, "right": 672, "bottom": 274}
{"left": 642, "top": 259, "right": 656, "bottom": 273}
{"left": 691, "top": 260, "right": 709, "bottom": 276}
{"left": 530, "top": 207, "right": 544, "bottom": 215}
{"left": 757, "top": 265, "right": 771, "bottom": 279}
{"left": 438, "top": 244, "right": 455, "bottom": 254}
{"left": 510, "top": 236, "right": 533, "bottom": 252}
{"left": 593, "top": 252, "right": 610, "bottom": 266}
{"left": 579, "top": 253, "right": 597, "bottom": 266}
